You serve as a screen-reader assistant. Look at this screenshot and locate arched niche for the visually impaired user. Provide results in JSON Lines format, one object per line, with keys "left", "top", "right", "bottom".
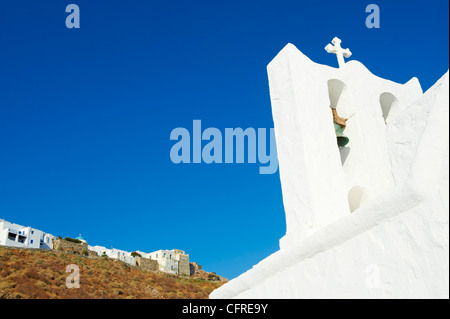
{"left": 328, "top": 79, "right": 356, "bottom": 119}
{"left": 348, "top": 186, "right": 370, "bottom": 213}
{"left": 380, "top": 92, "right": 401, "bottom": 124}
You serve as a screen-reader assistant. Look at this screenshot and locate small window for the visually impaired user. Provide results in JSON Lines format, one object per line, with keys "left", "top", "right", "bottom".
{"left": 31, "top": 240, "right": 34, "bottom": 244}
{"left": 348, "top": 186, "right": 370, "bottom": 212}
{"left": 31, "top": 231, "right": 34, "bottom": 235}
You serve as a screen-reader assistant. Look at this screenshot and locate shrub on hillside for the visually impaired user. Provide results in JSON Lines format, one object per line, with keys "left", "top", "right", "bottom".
{"left": 131, "top": 251, "right": 141, "bottom": 257}
{"left": 64, "top": 237, "right": 82, "bottom": 244}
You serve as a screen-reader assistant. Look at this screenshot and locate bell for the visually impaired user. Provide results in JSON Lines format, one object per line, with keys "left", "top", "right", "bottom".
{"left": 332, "top": 108, "right": 347, "bottom": 128}
{"left": 334, "top": 123, "right": 349, "bottom": 147}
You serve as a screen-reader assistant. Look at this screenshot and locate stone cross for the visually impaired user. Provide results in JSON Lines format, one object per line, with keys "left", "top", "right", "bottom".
{"left": 325, "top": 37, "right": 352, "bottom": 68}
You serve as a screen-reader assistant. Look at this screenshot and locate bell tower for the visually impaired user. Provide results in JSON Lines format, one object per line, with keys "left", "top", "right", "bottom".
{"left": 267, "top": 41, "right": 422, "bottom": 249}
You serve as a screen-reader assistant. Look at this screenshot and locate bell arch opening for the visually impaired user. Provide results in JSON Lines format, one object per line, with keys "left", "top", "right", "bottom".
{"left": 348, "top": 186, "right": 370, "bottom": 213}
{"left": 327, "top": 79, "right": 356, "bottom": 119}
{"left": 328, "top": 79, "right": 353, "bottom": 163}
{"left": 380, "top": 92, "right": 401, "bottom": 124}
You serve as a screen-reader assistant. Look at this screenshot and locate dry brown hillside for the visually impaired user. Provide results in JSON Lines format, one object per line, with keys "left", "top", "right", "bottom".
{"left": 0, "top": 247, "right": 224, "bottom": 299}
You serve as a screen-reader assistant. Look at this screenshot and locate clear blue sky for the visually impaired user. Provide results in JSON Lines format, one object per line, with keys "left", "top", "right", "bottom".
{"left": 0, "top": 0, "right": 448, "bottom": 279}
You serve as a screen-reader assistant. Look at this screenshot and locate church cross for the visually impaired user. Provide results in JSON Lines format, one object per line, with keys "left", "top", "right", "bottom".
{"left": 325, "top": 37, "right": 352, "bottom": 68}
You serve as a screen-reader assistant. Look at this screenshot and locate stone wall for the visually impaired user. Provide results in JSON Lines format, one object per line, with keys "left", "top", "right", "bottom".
{"left": 136, "top": 257, "right": 159, "bottom": 272}
{"left": 190, "top": 262, "right": 202, "bottom": 276}
{"left": 178, "top": 254, "right": 190, "bottom": 276}
{"left": 189, "top": 262, "right": 228, "bottom": 281}
{"left": 53, "top": 239, "right": 89, "bottom": 256}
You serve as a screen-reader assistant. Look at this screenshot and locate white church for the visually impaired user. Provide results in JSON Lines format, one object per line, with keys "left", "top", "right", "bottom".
{"left": 210, "top": 38, "right": 449, "bottom": 299}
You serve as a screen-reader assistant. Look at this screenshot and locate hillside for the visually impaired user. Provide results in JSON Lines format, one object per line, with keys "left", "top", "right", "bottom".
{"left": 0, "top": 247, "right": 224, "bottom": 299}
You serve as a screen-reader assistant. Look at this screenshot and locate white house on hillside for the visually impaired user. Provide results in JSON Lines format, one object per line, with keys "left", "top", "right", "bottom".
{"left": 147, "top": 249, "right": 190, "bottom": 275}
{"left": 0, "top": 218, "right": 191, "bottom": 276}
{"left": 88, "top": 245, "right": 137, "bottom": 266}
{"left": 0, "top": 219, "right": 55, "bottom": 249}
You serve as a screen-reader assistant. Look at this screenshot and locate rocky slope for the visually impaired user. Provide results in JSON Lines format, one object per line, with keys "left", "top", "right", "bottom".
{"left": 0, "top": 247, "right": 224, "bottom": 299}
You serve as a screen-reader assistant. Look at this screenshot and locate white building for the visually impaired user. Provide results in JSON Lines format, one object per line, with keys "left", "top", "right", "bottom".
{"left": 0, "top": 219, "right": 191, "bottom": 275}
{"left": 211, "top": 41, "right": 449, "bottom": 299}
{"left": 88, "top": 245, "right": 136, "bottom": 266}
{"left": 147, "top": 249, "right": 179, "bottom": 275}
{"left": 0, "top": 219, "right": 55, "bottom": 249}
{"left": 147, "top": 249, "right": 190, "bottom": 275}
{"left": 134, "top": 250, "right": 151, "bottom": 259}
{"left": 87, "top": 247, "right": 189, "bottom": 274}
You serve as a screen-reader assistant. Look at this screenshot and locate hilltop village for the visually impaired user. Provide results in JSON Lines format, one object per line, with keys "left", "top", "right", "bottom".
{"left": 0, "top": 218, "right": 226, "bottom": 281}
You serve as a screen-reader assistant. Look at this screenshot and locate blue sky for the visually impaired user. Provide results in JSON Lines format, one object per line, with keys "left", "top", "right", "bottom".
{"left": 0, "top": 0, "right": 448, "bottom": 280}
